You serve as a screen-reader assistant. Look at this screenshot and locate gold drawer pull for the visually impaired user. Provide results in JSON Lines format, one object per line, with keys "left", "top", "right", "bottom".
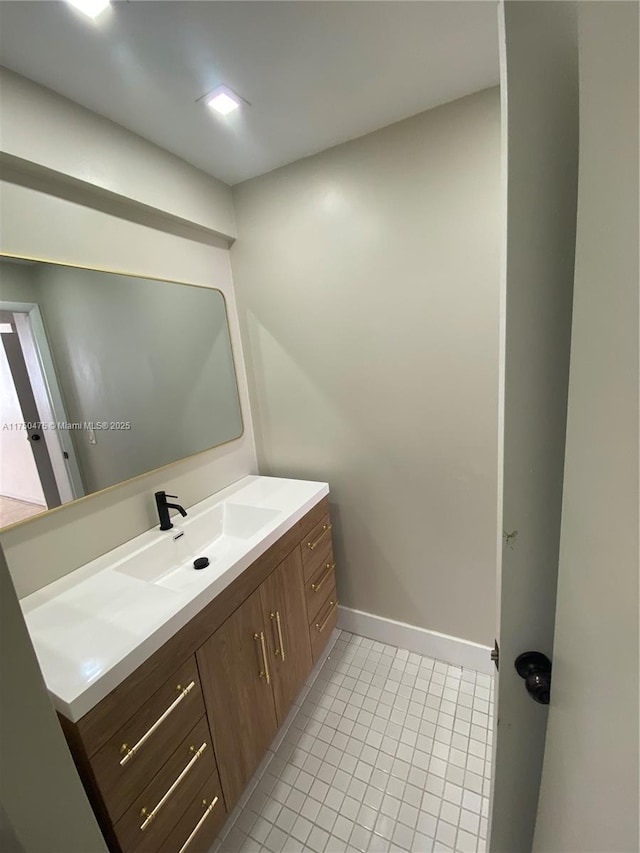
{"left": 139, "top": 742, "right": 207, "bottom": 831}
{"left": 271, "top": 611, "right": 286, "bottom": 662}
{"left": 254, "top": 631, "right": 271, "bottom": 685}
{"left": 311, "top": 562, "right": 335, "bottom": 593}
{"left": 315, "top": 600, "right": 338, "bottom": 633}
{"left": 307, "top": 522, "right": 332, "bottom": 551}
{"left": 120, "top": 681, "right": 196, "bottom": 766}
{"left": 177, "top": 795, "right": 219, "bottom": 853}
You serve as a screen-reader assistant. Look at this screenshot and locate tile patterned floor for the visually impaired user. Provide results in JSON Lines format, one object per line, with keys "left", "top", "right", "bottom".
{"left": 214, "top": 631, "right": 494, "bottom": 853}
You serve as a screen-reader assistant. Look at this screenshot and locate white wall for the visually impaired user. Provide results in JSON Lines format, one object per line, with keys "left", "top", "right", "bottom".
{"left": 0, "top": 262, "right": 48, "bottom": 505}
{"left": 231, "top": 88, "right": 500, "bottom": 646}
{"left": 0, "top": 75, "right": 257, "bottom": 600}
{"left": 0, "top": 260, "right": 46, "bottom": 505}
{"left": 0, "top": 342, "right": 46, "bottom": 505}
{"left": 533, "top": 4, "right": 639, "bottom": 851}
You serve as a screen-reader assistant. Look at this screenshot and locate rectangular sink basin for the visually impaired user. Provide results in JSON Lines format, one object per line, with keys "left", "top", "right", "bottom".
{"left": 221, "top": 503, "right": 281, "bottom": 538}
{"left": 112, "top": 502, "right": 281, "bottom": 588}
{"left": 111, "top": 536, "right": 181, "bottom": 584}
{"left": 20, "top": 474, "right": 330, "bottom": 721}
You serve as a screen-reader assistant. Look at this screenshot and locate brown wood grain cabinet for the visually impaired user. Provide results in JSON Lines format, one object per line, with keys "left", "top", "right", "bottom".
{"left": 159, "top": 773, "right": 226, "bottom": 853}
{"left": 259, "top": 547, "right": 313, "bottom": 725}
{"left": 113, "top": 716, "right": 216, "bottom": 853}
{"left": 305, "top": 550, "right": 336, "bottom": 626}
{"left": 59, "top": 496, "right": 336, "bottom": 853}
{"left": 301, "top": 514, "right": 333, "bottom": 581}
{"left": 196, "top": 588, "right": 278, "bottom": 809}
{"left": 91, "top": 656, "right": 206, "bottom": 825}
{"left": 310, "top": 585, "right": 339, "bottom": 663}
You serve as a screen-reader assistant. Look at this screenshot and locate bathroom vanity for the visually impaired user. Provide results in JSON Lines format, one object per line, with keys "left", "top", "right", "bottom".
{"left": 21, "top": 477, "right": 338, "bottom": 853}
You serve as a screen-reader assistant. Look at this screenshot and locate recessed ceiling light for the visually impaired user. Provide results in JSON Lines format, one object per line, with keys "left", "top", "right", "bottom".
{"left": 66, "top": 0, "right": 110, "bottom": 20}
{"left": 206, "top": 86, "right": 242, "bottom": 116}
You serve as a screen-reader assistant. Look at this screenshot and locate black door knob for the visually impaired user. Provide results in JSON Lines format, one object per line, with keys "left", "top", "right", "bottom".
{"left": 515, "top": 651, "right": 552, "bottom": 705}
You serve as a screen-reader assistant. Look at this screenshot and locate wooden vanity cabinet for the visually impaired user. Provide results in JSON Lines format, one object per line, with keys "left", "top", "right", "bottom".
{"left": 259, "top": 548, "right": 313, "bottom": 724}
{"left": 196, "top": 588, "right": 278, "bottom": 810}
{"left": 90, "top": 656, "right": 206, "bottom": 825}
{"left": 159, "top": 773, "right": 226, "bottom": 853}
{"left": 197, "top": 545, "right": 313, "bottom": 808}
{"left": 59, "top": 496, "right": 336, "bottom": 853}
{"left": 113, "top": 716, "right": 217, "bottom": 853}
{"left": 302, "top": 512, "right": 338, "bottom": 663}
{"left": 310, "top": 586, "right": 339, "bottom": 663}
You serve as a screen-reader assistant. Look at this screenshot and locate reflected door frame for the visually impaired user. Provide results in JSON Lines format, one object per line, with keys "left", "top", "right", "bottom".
{"left": 1, "top": 300, "right": 85, "bottom": 509}
{"left": 1, "top": 320, "right": 60, "bottom": 508}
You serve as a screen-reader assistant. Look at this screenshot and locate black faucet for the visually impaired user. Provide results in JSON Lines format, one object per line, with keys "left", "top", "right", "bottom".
{"left": 155, "top": 491, "right": 187, "bottom": 531}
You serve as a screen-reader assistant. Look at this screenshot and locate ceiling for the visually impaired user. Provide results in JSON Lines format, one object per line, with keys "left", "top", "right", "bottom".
{"left": 0, "top": 1, "right": 499, "bottom": 186}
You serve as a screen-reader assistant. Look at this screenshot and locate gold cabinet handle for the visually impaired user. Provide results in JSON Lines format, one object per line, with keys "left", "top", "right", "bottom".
{"left": 177, "top": 796, "right": 219, "bottom": 853}
{"left": 311, "top": 562, "right": 335, "bottom": 593}
{"left": 315, "top": 600, "right": 338, "bottom": 633}
{"left": 307, "top": 522, "right": 332, "bottom": 551}
{"left": 271, "top": 611, "right": 286, "bottom": 662}
{"left": 139, "top": 742, "right": 207, "bottom": 831}
{"left": 254, "top": 631, "right": 271, "bottom": 685}
{"left": 120, "top": 681, "right": 196, "bottom": 767}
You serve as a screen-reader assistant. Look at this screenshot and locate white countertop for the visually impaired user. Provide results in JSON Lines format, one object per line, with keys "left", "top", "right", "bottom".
{"left": 21, "top": 476, "right": 329, "bottom": 722}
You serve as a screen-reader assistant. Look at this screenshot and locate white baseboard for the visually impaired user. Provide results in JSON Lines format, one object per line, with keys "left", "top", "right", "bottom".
{"left": 337, "top": 606, "right": 494, "bottom": 675}
{"left": 0, "top": 489, "right": 46, "bottom": 507}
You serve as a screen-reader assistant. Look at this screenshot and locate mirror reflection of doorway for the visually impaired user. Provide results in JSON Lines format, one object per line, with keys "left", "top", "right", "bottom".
{"left": 0, "top": 317, "right": 48, "bottom": 525}
{"left": 0, "top": 304, "right": 83, "bottom": 527}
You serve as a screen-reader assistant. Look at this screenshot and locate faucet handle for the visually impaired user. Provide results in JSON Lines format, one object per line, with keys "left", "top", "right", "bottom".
{"left": 165, "top": 494, "right": 178, "bottom": 500}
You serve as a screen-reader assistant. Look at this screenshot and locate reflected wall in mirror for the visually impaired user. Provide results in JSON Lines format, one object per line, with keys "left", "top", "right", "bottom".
{"left": 0, "top": 256, "right": 243, "bottom": 529}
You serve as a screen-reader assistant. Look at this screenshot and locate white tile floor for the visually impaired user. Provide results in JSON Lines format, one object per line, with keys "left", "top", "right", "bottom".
{"left": 213, "top": 630, "right": 494, "bottom": 853}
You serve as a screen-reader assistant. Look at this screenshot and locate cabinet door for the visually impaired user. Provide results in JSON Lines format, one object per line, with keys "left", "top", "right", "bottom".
{"left": 196, "top": 588, "right": 277, "bottom": 809}
{"left": 259, "top": 548, "right": 313, "bottom": 725}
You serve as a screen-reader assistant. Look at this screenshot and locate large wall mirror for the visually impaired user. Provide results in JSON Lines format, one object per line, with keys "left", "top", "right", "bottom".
{"left": 0, "top": 255, "right": 243, "bottom": 529}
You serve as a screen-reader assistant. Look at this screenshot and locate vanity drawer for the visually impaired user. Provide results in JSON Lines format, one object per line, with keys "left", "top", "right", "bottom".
{"left": 305, "top": 554, "right": 336, "bottom": 625}
{"left": 159, "top": 772, "right": 226, "bottom": 853}
{"left": 310, "top": 586, "right": 338, "bottom": 663}
{"left": 301, "top": 514, "right": 333, "bottom": 581}
{"left": 91, "top": 656, "right": 205, "bottom": 824}
{"left": 114, "top": 715, "right": 215, "bottom": 853}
